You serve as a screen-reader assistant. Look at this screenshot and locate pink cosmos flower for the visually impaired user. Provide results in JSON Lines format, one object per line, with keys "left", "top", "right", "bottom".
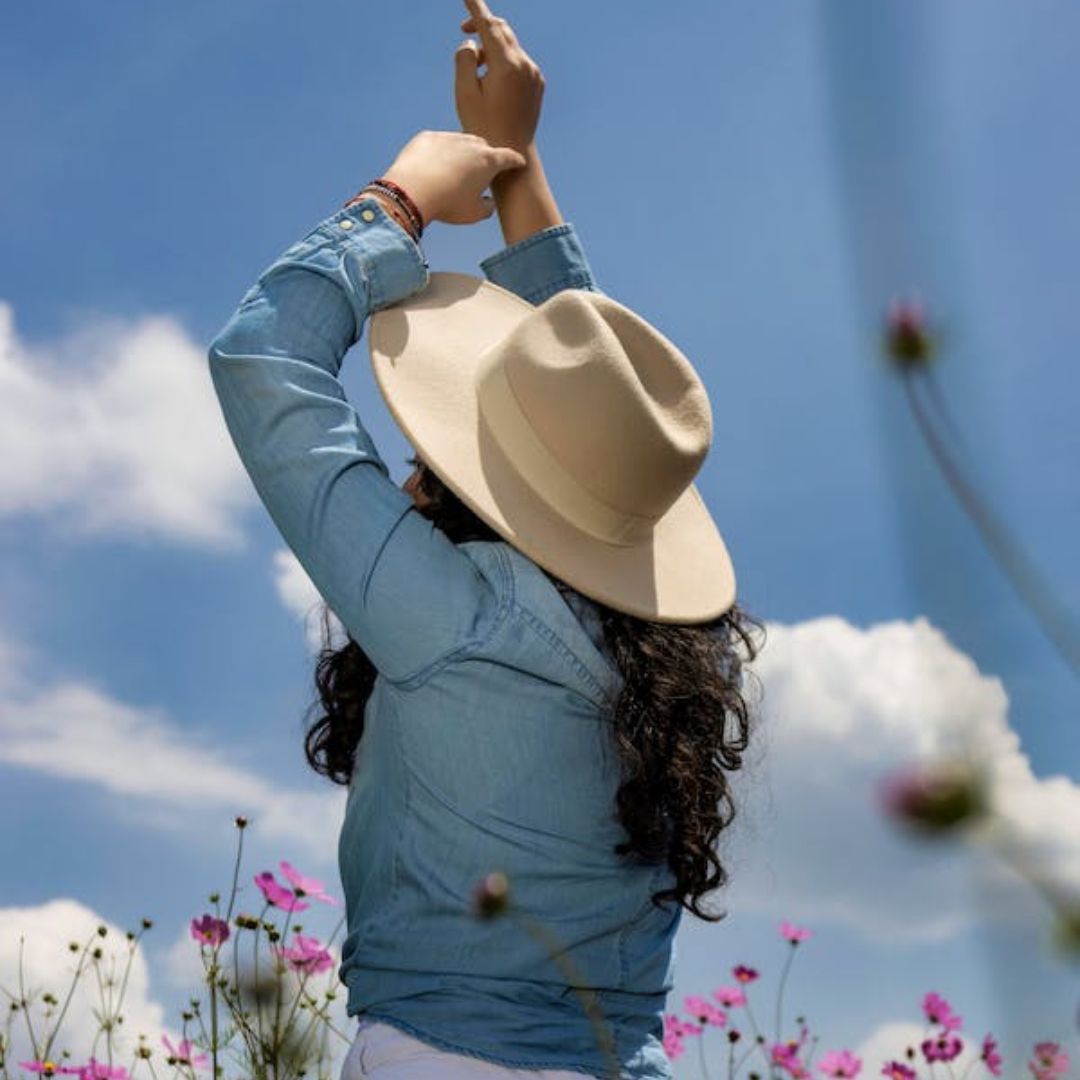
{"left": 672, "top": 1016, "right": 703, "bottom": 1038}
{"left": 161, "top": 1035, "right": 209, "bottom": 1069}
{"left": 732, "top": 964, "right": 758, "bottom": 984}
{"left": 817, "top": 1048, "right": 862, "bottom": 1077}
{"left": 922, "top": 990, "right": 963, "bottom": 1031}
{"left": 1029, "top": 1040, "right": 1070, "bottom": 1080}
{"left": 18, "top": 1063, "right": 82, "bottom": 1076}
{"left": 771, "top": 1040, "right": 810, "bottom": 1078}
{"left": 780, "top": 920, "right": 811, "bottom": 944}
{"left": 75, "top": 1062, "right": 129, "bottom": 1080}
{"left": 922, "top": 1033, "right": 963, "bottom": 1063}
{"left": 279, "top": 860, "right": 341, "bottom": 907}
{"left": 683, "top": 994, "right": 727, "bottom": 1027}
{"left": 882, "top": 1065, "right": 916, "bottom": 1080}
{"left": 254, "top": 871, "right": 310, "bottom": 912}
{"left": 713, "top": 985, "right": 747, "bottom": 1007}
{"left": 190, "top": 914, "right": 230, "bottom": 947}
{"left": 662, "top": 1014, "right": 687, "bottom": 1061}
{"left": 981, "top": 1032, "right": 1003, "bottom": 1077}
{"left": 274, "top": 932, "right": 334, "bottom": 975}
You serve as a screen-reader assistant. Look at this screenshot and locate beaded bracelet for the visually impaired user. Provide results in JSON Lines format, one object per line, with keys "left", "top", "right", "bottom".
{"left": 368, "top": 178, "right": 426, "bottom": 236}
{"left": 344, "top": 178, "right": 425, "bottom": 242}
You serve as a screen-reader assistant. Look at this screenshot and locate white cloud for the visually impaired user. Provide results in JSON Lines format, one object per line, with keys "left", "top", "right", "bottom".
{"left": 0, "top": 899, "right": 175, "bottom": 1068}
{"left": 716, "top": 614, "right": 1080, "bottom": 940}
{"left": 271, "top": 548, "right": 347, "bottom": 654}
{"left": 0, "top": 299, "right": 253, "bottom": 548}
{"left": 0, "top": 627, "right": 345, "bottom": 864}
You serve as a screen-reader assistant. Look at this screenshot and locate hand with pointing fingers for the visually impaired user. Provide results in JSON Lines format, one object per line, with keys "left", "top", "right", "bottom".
{"left": 455, "top": 0, "right": 546, "bottom": 156}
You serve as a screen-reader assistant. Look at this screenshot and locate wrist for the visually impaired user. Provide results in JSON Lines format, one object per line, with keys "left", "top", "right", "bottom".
{"left": 349, "top": 187, "right": 422, "bottom": 243}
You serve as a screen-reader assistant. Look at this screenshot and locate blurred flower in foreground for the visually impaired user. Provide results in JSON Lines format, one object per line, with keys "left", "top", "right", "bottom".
{"left": 881, "top": 292, "right": 1080, "bottom": 677}
{"left": 472, "top": 870, "right": 511, "bottom": 919}
{"left": 878, "top": 756, "right": 989, "bottom": 836}
{"left": 884, "top": 294, "right": 936, "bottom": 370}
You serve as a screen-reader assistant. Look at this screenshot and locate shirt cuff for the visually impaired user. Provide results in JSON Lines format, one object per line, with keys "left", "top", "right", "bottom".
{"left": 479, "top": 222, "right": 599, "bottom": 306}
{"left": 268, "top": 196, "right": 430, "bottom": 333}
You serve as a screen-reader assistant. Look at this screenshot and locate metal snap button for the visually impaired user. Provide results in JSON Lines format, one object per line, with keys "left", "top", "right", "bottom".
{"left": 361, "top": 208, "right": 376, "bottom": 222}
{"left": 340, "top": 218, "right": 355, "bottom": 230}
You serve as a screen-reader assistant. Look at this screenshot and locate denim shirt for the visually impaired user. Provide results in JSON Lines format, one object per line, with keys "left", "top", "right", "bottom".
{"left": 207, "top": 196, "right": 680, "bottom": 1080}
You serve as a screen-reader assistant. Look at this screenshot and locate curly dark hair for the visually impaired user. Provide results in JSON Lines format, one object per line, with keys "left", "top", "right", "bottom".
{"left": 303, "top": 457, "right": 766, "bottom": 921}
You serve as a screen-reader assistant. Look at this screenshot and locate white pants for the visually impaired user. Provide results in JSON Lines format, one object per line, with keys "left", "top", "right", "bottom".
{"left": 340, "top": 1017, "right": 602, "bottom": 1080}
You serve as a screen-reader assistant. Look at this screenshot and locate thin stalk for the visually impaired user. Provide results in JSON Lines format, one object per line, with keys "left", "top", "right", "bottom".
{"left": 904, "top": 371, "right": 1080, "bottom": 677}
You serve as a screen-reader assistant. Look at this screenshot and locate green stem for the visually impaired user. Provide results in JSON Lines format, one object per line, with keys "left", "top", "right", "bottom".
{"left": 903, "top": 370, "right": 1080, "bottom": 676}
{"left": 509, "top": 909, "right": 621, "bottom": 1080}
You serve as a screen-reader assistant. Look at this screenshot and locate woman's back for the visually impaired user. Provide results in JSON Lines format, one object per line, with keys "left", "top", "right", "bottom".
{"left": 338, "top": 539, "right": 681, "bottom": 1078}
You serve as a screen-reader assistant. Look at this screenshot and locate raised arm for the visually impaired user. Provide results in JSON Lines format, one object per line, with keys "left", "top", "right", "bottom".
{"left": 455, "top": 0, "right": 602, "bottom": 303}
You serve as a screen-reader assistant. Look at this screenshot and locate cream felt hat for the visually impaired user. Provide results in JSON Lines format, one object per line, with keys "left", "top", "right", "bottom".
{"left": 368, "top": 272, "right": 736, "bottom": 624}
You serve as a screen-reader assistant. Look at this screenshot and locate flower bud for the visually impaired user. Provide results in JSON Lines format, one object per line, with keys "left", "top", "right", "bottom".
{"left": 472, "top": 871, "right": 511, "bottom": 919}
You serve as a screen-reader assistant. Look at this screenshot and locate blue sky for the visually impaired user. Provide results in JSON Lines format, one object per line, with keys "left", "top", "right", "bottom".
{"left": 2, "top": 2, "right": 1078, "bottom": 1077}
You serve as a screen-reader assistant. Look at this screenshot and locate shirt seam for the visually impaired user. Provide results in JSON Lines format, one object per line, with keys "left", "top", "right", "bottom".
{"left": 511, "top": 596, "right": 609, "bottom": 705}
{"left": 380, "top": 542, "right": 516, "bottom": 691}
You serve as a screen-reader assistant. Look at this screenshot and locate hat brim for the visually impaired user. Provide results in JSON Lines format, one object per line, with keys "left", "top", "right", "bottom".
{"left": 368, "top": 272, "right": 736, "bottom": 624}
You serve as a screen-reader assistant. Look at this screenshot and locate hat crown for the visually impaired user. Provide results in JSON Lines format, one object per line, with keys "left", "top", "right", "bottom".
{"left": 475, "top": 290, "right": 712, "bottom": 546}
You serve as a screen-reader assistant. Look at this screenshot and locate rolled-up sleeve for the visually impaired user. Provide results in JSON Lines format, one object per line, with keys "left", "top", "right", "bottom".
{"left": 479, "top": 222, "right": 602, "bottom": 305}
{"left": 206, "top": 196, "right": 506, "bottom": 684}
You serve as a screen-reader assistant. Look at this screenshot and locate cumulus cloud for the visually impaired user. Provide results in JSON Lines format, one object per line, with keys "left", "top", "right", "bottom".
{"left": 716, "top": 615, "right": 1080, "bottom": 940}
{"left": 0, "top": 899, "right": 175, "bottom": 1067}
{"left": 0, "top": 627, "right": 345, "bottom": 863}
{"left": 271, "top": 548, "right": 347, "bottom": 654}
{"left": 0, "top": 299, "right": 253, "bottom": 548}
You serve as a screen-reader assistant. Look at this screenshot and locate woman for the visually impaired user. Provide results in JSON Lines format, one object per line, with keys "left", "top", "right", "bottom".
{"left": 207, "top": 2, "right": 764, "bottom": 1077}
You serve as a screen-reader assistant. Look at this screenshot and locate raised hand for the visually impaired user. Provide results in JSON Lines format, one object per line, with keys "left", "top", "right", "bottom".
{"left": 455, "top": 0, "right": 545, "bottom": 155}
{"left": 381, "top": 129, "right": 527, "bottom": 227}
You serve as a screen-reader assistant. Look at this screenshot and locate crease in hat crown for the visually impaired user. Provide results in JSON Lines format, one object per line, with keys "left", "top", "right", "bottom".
{"left": 474, "top": 290, "right": 714, "bottom": 548}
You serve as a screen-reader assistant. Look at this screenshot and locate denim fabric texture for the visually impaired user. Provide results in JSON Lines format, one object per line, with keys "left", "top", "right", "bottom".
{"left": 207, "top": 196, "right": 680, "bottom": 1080}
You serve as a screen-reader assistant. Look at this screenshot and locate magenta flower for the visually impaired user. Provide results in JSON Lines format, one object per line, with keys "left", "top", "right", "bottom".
{"left": 882, "top": 1065, "right": 916, "bottom": 1080}
{"left": 254, "top": 870, "right": 310, "bottom": 912}
{"left": 981, "top": 1032, "right": 1003, "bottom": 1077}
{"left": 732, "top": 964, "right": 758, "bottom": 984}
{"left": 922, "top": 1032, "right": 963, "bottom": 1063}
{"left": 190, "top": 914, "right": 230, "bottom": 947}
{"left": 161, "top": 1035, "right": 209, "bottom": 1069}
{"left": 817, "top": 1048, "right": 862, "bottom": 1077}
{"left": 712, "top": 984, "right": 747, "bottom": 1007}
{"left": 662, "top": 1014, "right": 687, "bottom": 1061}
{"left": 274, "top": 932, "right": 334, "bottom": 975}
{"left": 922, "top": 990, "right": 963, "bottom": 1031}
{"left": 676, "top": 1017, "right": 703, "bottom": 1037}
{"left": 18, "top": 1063, "right": 82, "bottom": 1076}
{"left": 279, "top": 860, "right": 341, "bottom": 907}
{"left": 75, "top": 1062, "right": 129, "bottom": 1080}
{"left": 780, "top": 919, "right": 811, "bottom": 944}
{"left": 1029, "top": 1040, "right": 1070, "bottom": 1080}
{"left": 772, "top": 1040, "right": 810, "bottom": 1078}
{"left": 683, "top": 994, "right": 727, "bottom": 1027}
